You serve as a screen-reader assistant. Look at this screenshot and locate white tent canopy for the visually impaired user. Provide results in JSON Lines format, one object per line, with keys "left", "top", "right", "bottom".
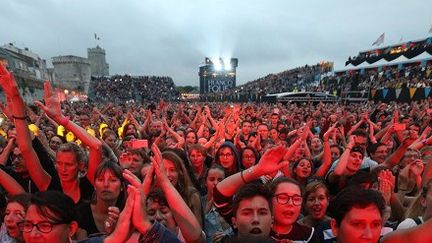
{"left": 336, "top": 52, "right": 432, "bottom": 72}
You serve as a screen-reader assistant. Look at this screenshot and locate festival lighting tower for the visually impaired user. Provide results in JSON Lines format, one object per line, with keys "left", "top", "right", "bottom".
{"left": 199, "top": 57, "right": 238, "bottom": 94}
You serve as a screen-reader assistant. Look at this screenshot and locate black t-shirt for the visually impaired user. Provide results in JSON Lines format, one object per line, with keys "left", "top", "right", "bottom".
{"left": 0, "top": 138, "right": 61, "bottom": 193}
{"left": 78, "top": 176, "right": 94, "bottom": 204}
{"left": 270, "top": 222, "right": 323, "bottom": 242}
{"left": 325, "top": 168, "right": 369, "bottom": 197}
{"left": 77, "top": 202, "right": 99, "bottom": 236}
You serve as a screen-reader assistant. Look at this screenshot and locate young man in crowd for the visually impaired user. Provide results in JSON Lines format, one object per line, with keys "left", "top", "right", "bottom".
{"left": 229, "top": 183, "right": 274, "bottom": 240}
{"left": 328, "top": 186, "right": 386, "bottom": 243}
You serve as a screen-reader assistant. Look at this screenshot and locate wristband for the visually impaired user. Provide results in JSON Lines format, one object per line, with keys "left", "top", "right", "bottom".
{"left": 12, "top": 115, "right": 28, "bottom": 120}
{"left": 241, "top": 170, "right": 248, "bottom": 184}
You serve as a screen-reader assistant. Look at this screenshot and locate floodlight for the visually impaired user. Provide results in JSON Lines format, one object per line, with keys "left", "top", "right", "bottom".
{"left": 222, "top": 58, "right": 232, "bottom": 70}
{"left": 213, "top": 59, "right": 222, "bottom": 71}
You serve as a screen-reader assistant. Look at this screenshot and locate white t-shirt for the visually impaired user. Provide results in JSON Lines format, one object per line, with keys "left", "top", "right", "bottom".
{"left": 396, "top": 217, "right": 424, "bottom": 230}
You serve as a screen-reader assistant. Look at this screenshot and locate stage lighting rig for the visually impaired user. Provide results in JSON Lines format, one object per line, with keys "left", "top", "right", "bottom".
{"left": 199, "top": 57, "right": 238, "bottom": 94}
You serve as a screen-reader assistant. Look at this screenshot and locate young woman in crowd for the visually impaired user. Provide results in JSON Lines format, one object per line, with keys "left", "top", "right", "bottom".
{"left": 122, "top": 143, "right": 205, "bottom": 243}
{"left": 18, "top": 191, "right": 79, "bottom": 243}
{"left": 185, "top": 130, "right": 198, "bottom": 146}
{"left": 201, "top": 164, "right": 233, "bottom": 243}
{"left": 0, "top": 194, "right": 30, "bottom": 243}
{"left": 268, "top": 177, "right": 321, "bottom": 242}
{"left": 76, "top": 162, "right": 125, "bottom": 237}
{"left": 160, "top": 148, "right": 203, "bottom": 227}
{"left": 310, "top": 136, "right": 323, "bottom": 158}
{"left": 290, "top": 158, "right": 315, "bottom": 186}
{"left": 214, "top": 141, "right": 241, "bottom": 176}
{"left": 35, "top": 81, "right": 103, "bottom": 204}
{"left": 187, "top": 144, "right": 211, "bottom": 185}
{"left": 240, "top": 146, "right": 260, "bottom": 169}
{"left": 298, "top": 181, "right": 331, "bottom": 229}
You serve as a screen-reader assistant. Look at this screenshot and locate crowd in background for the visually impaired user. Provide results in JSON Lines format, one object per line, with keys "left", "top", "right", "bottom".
{"left": 322, "top": 63, "right": 432, "bottom": 96}
{"left": 203, "top": 64, "right": 326, "bottom": 101}
{"left": 200, "top": 61, "right": 432, "bottom": 102}
{"left": 86, "top": 58, "right": 431, "bottom": 105}
{"left": 89, "top": 75, "right": 181, "bottom": 103}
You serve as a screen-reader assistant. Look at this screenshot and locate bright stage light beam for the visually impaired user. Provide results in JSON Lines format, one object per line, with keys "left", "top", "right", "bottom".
{"left": 223, "top": 58, "right": 232, "bottom": 70}
{"left": 213, "top": 59, "right": 222, "bottom": 71}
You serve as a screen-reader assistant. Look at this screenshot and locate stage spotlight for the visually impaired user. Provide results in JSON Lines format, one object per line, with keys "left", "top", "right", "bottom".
{"left": 199, "top": 57, "right": 238, "bottom": 94}
{"left": 221, "top": 58, "right": 230, "bottom": 70}
{"left": 213, "top": 59, "right": 222, "bottom": 71}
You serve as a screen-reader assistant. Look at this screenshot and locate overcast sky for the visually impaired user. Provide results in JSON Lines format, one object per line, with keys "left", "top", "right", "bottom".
{"left": 1, "top": 0, "right": 431, "bottom": 86}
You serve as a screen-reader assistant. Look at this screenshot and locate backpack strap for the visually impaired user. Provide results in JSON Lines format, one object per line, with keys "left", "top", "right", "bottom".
{"left": 413, "top": 217, "right": 422, "bottom": 225}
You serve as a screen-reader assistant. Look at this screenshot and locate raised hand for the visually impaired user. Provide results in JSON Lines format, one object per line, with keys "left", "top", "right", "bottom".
{"left": 151, "top": 143, "right": 163, "bottom": 166}
{"left": 254, "top": 145, "right": 288, "bottom": 177}
{"left": 122, "top": 169, "right": 142, "bottom": 188}
{"left": 130, "top": 183, "right": 152, "bottom": 234}
{"left": 298, "top": 121, "right": 311, "bottom": 141}
{"left": 204, "top": 105, "right": 211, "bottom": 117}
{"left": 324, "top": 122, "right": 338, "bottom": 141}
{"left": 398, "top": 165, "right": 416, "bottom": 192}
{"left": 378, "top": 170, "right": 395, "bottom": 205}
{"left": 142, "top": 164, "right": 154, "bottom": 195}
{"left": 0, "top": 64, "right": 20, "bottom": 98}
{"left": 104, "top": 186, "right": 135, "bottom": 243}
{"left": 409, "top": 159, "right": 424, "bottom": 189}
{"left": 346, "top": 135, "right": 356, "bottom": 148}
{"left": 151, "top": 155, "right": 171, "bottom": 189}
{"left": 104, "top": 206, "right": 120, "bottom": 234}
{"left": 34, "top": 81, "right": 63, "bottom": 121}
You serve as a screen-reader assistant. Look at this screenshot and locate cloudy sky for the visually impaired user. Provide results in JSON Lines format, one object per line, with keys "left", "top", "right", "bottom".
{"left": 1, "top": 0, "right": 431, "bottom": 86}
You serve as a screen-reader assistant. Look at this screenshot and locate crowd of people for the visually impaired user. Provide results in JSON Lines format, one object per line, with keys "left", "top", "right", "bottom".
{"left": 203, "top": 64, "right": 328, "bottom": 101}
{"left": 2, "top": 62, "right": 432, "bottom": 242}
{"left": 87, "top": 56, "right": 431, "bottom": 105}
{"left": 203, "top": 60, "right": 431, "bottom": 103}
{"left": 89, "top": 75, "right": 181, "bottom": 103}
{"left": 322, "top": 62, "right": 432, "bottom": 96}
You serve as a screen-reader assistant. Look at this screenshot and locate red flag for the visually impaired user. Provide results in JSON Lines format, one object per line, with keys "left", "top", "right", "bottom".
{"left": 372, "top": 33, "right": 385, "bottom": 46}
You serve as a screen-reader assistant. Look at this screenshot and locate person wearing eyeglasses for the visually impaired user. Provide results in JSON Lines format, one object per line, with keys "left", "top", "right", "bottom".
{"left": 214, "top": 146, "right": 321, "bottom": 242}
{"left": 214, "top": 142, "right": 241, "bottom": 176}
{"left": 18, "top": 191, "right": 78, "bottom": 243}
{"left": 268, "top": 177, "right": 321, "bottom": 242}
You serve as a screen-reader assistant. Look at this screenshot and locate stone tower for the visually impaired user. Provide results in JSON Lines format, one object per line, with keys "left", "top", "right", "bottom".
{"left": 52, "top": 55, "right": 91, "bottom": 93}
{"left": 87, "top": 45, "right": 109, "bottom": 77}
